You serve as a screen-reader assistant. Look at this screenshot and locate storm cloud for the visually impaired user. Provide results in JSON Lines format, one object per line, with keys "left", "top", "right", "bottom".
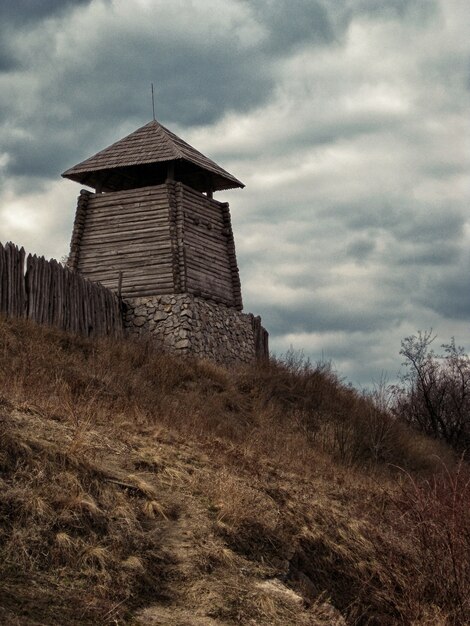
{"left": 0, "top": 0, "right": 468, "bottom": 386}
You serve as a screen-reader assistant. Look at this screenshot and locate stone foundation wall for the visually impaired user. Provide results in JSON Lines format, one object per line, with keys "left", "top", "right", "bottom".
{"left": 123, "top": 294, "right": 267, "bottom": 365}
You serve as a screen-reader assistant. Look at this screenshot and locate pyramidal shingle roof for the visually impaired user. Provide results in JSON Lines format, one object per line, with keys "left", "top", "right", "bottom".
{"left": 62, "top": 120, "right": 244, "bottom": 190}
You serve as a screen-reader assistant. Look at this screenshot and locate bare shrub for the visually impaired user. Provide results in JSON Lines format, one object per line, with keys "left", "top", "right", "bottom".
{"left": 394, "top": 331, "right": 470, "bottom": 452}
{"left": 391, "top": 460, "right": 470, "bottom": 624}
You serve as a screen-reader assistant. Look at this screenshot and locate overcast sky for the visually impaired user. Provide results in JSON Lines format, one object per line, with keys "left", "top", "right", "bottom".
{"left": 1, "top": 0, "right": 469, "bottom": 387}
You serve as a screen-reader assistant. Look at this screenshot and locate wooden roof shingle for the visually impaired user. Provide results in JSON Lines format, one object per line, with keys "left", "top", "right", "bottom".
{"left": 62, "top": 120, "right": 244, "bottom": 191}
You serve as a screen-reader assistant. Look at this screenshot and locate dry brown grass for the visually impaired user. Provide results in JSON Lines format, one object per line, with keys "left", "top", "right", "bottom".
{"left": 0, "top": 315, "right": 468, "bottom": 625}
{"left": 389, "top": 459, "right": 470, "bottom": 623}
{"left": 0, "top": 407, "right": 174, "bottom": 625}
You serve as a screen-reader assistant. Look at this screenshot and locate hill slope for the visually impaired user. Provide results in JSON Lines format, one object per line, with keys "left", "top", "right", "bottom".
{"left": 0, "top": 317, "right": 468, "bottom": 625}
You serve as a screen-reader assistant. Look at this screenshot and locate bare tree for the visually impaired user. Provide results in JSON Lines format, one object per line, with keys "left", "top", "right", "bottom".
{"left": 394, "top": 331, "right": 470, "bottom": 452}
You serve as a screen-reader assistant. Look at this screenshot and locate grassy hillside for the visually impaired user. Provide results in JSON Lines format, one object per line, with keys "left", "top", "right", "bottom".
{"left": 0, "top": 317, "right": 469, "bottom": 625}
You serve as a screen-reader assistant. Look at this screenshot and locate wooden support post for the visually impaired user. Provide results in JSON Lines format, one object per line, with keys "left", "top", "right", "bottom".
{"left": 166, "top": 161, "right": 175, "bottom": 182}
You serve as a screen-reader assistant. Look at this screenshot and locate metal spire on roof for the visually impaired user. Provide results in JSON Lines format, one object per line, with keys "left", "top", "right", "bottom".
{"left": 151, "top": 83, "right": 156, "bottom": 121}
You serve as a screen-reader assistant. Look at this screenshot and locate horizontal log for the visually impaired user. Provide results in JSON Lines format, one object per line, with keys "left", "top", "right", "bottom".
{"left": 186, "top": 282, "right": 233, "bottom": 302}
{"left": 90, "top": 190, "right": 168, "bottom": 204}
{"left": 80, "top": 224, "right": 171, "bottom": 242}
{"left": 79, "top": 264, "right": 173, "bottom": 278}
{"left": 120, "top": 281, "right": 174, "bottom": 293}
{"left": 86, "top": 203, "right": 170, "bottom": 219}
{"left": 182, "top": 188, "right": 223, "bottom": 207}
{"left": 121, "top": 274, "right": 174, "bottom": 284}
{"left": 118, "top": 263, "right": 174, "bottom": 274}
{"left": 121, "top": 289, "right": 174, "bottom": 299}
{"left": 111, "top": 276, "right": 175, "bottom": 288}
{"left": 185, "top": 254, "right": 232, "bottom": 278}
{"left": 186, "top": 287, "right": 234, "bottom": 308}
{"left": 186, "top": 261, "right": 232, "bottom": 282}
{"left": 83, "top": 219, "right": 171, "bottom": 233}
{"left": 183, "top": 202, "right": 224, "bottom": 220}
{"left": 93, "top": 205, "right": 166, "bottom": 220}
{"left": 87, "top": 200, "right": 171, "bottom": 218}
{"left": 183, "top": 205, "right": 223, "bottom": 225}
{"left": 79, "top": 235, "right": 173, "bottom": 251}
{"left": 80, "top": 269, "right": 174, "bottom": 285}
{"left": 82, "top": 226, "right": 170, "bottom": 245}
{"left": 87, "top": 200, "right": 229, "bottom": 230}
{"left": 100, "top": 281, "right": 175, "bottom": 293}
{"left": 79, "top": 255, "right": 171, "bottom": 269}
{"left": 102, "top": 262, "right": 173, "bottom": 273}
{"left": 185, "top": 225, "right": 229, "bottom": 245}
{"left": 80, "top": 226, "right": 171, "bottom": 243}
{"left": 185, "top": 246, "right": 229, "bottom": 267}
{"left": 186, "top": 286, "right": 233, "bottom": 303}
{"left": 186, "top": 274, "right": 233, "bottom": 300}
{"left": 181, "top": 184, "right": 224, "bottom": 208}
{"left": 82, "top": 261, "right": 174, "bottom": 275}
{"left": 79, "top": 263, "right": 173, "bottom": 277}
{"left": 85, "top": 210, "right": 168, "bottom": 227}
{"left": 186, "top": 273, "right": 233, "bottom": 296}
{"left": 185, "top": 235, "right": 230, "bottom": 257}
{"left": 80, "top": 237, "right": 172, "bottom": 254}
{"left": 83, "top": 215, "right": 170, "bottom": 232}
{"left": 79, "top": 239, "right": 172, "bottom": 253}
{"left": 182, "top": 189, "right": 222, "bottom": 206}
{"left": 184, "top": 219, "right": 224, "bottom": 235}
{"left": 78, "top": 253, "right": 174, "bottom": 270}
{"left": 98, "top": 268, "right": 173, "bottom": 286}
{"left": 89, "top": 185, "right": 168, "bottom": 204}
{"left": 184, "top": 209, "right": 222, "bottom": 224}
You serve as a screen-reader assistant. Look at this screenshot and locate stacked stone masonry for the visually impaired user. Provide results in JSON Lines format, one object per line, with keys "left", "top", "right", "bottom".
{"left": 124, "top": 294, "right": 267, "bottom": 365}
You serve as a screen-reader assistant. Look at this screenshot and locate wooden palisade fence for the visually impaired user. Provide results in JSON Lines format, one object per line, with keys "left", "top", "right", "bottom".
{"left": 251, "top": 315, "right": 269, "bottom": 361}
{"left": 0, "top": 241, "right": 123, "bottom": 338}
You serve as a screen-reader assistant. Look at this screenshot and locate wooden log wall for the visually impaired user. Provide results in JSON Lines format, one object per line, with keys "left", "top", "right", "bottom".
{"left": 220, "top": 201, "right": 243, "bottom": 310}
{"left": 179, "top": 183, "right": 241, "bottom": 309}
{"left": 0, "top": 241, "right": 123, "bottom": 338}
{"left": 68, "top": 189, "right": 91, "bottom": 271}
{"left": 75, "top": 185, "right": 175, "bottom": 298}
{"left": 68, "top": 182, "right": 243, "bottom": 309}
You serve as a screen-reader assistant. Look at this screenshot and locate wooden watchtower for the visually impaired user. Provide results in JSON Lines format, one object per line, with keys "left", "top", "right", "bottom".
{"left": 63, "top": 119, "right": 244, "bottom": 309}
